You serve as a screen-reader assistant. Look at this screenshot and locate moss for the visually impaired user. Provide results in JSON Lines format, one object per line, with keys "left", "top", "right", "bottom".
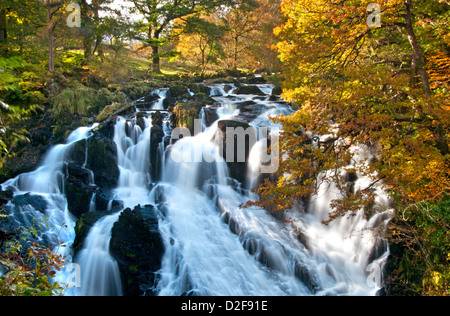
{"left": 51, "top": 87, "right": 99, "bottom": 116}
{"left": 172, "top": 101, "right": 203, "bottom": 134}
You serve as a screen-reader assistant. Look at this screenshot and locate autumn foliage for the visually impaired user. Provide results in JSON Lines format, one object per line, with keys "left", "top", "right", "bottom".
{"left": 249, "top": 0, "right": 449, "bottom": 295}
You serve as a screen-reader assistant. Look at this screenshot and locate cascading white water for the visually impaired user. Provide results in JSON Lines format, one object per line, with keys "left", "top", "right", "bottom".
{"left": 73, "top": 115, "right": 154, "bottom": 296}
{"left": 2, "top": 82, "right": 390, "bottom": 297}
{"left": 72, "top": 212, "right": 123, "bottom": 296}
{"left": 154, "top": 84, "right": 390, "bottom": 296}
{"left": 154, "top": 119, "right": 311, "bottom": 295}
{"left": 1, "top": 125, "right": 99, "bottom": 290}
{"left": 151, "top": 89, "right": 169, "bottom": 111}
{"left": 3, "top": 125, "right": 98, "bottom": 195}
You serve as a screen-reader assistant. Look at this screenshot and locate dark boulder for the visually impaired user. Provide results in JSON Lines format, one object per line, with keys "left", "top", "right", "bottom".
{"left": 272, "top": 85, "right": 283, "bottom": 96}
{"left": 167, "top": 84, "right": 190, "bottom": 99}
{"left": 63, "top": 132, "right": 120, "bottom": 218}
{"left": 150, "top": 125, "right": 165, "bottom": 181}
{"left": 202, "top": 107, "right": 219, "bottom": 128}
{"left": 136, "top": 112, "right": 147, "bottom": 131}
{"left": 64, "top": 163, "right": 96, "bottom": 218}
{"left": 0, "top": 189, "right": 13, "bottom": 207}
{"left": 247, "top": 76, "right": 267, "bottom": 84}
{"left": 151, "top": 112, "right": 165, "bottom": 128}
{"left": 216, "top": 119, "right": 255, "bottom": 184}
{"left": 186, "top": 83, "right": 211, "bottom": 96}
{"left": 11, "top": 193, "right": 47, "bottom": 214}
{"left": 234, "top": 85, "right": 265, "bottom": 96}
{"left": 93, "top": 188, "right": 124, "bottom": 213}
{"left": 235, "top": 101, "right": 272, "bottom": 122}
{"left": 85, "top": 134, "right": 120, "bottom": 190}
{"left": 109, "top": 205, "right": 165, "bottom": 296}
{"left": 73, "top": 211, "right": 112, "bottom": 254}
{"left": 143, "top": 93, "right": 160, "bottom": 109}
{"left": 3, "top": 193, "right": 51, "bottom": 247}
{"left": 66, "top": 133, "right": 120, "bottom": 190}
{"left": 0, "top": 113, "right": 54, "bottom": 183}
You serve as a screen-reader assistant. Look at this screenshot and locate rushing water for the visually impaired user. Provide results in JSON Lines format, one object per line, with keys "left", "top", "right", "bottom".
{"left": 1, "top": 83, "right": 391, "bottom": 296}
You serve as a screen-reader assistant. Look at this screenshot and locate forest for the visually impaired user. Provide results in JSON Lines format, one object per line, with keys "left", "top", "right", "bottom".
{"left": 0, "top": 0, "right": 449, "bottom": 296}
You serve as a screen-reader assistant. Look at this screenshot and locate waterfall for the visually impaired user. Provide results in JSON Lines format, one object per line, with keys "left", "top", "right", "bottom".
{"left": 2, "top": 82, "right": 391, "bottom": 297}
{"left": 72, "top": 212, "right": 123, "bottom": 296}
{"left": 1, "top": 125, "right": 99, "bottom": 290}
{"left": 72, "top": 115, "right": 154, "bottom": 296}
{"left": 151, "top": 89, "right": 169, "bottom": 111}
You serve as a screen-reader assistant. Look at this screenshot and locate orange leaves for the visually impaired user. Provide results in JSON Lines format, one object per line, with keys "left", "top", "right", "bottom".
{"left": 249, "top": 0, "right": 450, "bottom": 223}
{"left": 427, "top": 50, "right": 450, "bottom": 91}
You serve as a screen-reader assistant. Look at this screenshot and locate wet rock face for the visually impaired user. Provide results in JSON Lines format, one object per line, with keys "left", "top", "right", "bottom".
{"left": 202, "top": 107, "right": 219, "bottom": 128}
{"left": 73, "top": 211, "right": 113, "bottom": 254}
{"left": 63, "top": 131, "right": 121, "bottom": 218}
{"left": 216, "top": 119, "right": 254, "bottom": 185}
{"left": 109, "top": 205, "right": 165, "bottom": 297}
{"left": 85, "top": 134, "right": 120, "bottom": 190}
{"left": 64, "top": 163, "right": 96, "bottom": 218}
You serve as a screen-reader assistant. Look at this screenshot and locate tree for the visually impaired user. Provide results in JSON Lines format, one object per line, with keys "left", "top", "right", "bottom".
{"left": 78, "top": 0, "right": 114, "bottom": 61}
{"left": 46, "top": 0, "right": 66, "bottom": 73}
{"left": 102, "top": 16, "right": 134, "bottom": 60}
{"left": 247, "top": 0, "right": 449, "bottom": 294}
{"left": 216, "top": 0, "right": 261, "bottom": 70}
{"left": 177, "top": 16, "right": 225, "bottom": 77}
{"left": 128, "top": 0, "right": 236, "bottom": 74}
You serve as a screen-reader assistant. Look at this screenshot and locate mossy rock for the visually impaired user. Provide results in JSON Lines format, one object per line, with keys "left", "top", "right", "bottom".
{"left": 234, "top": 85, "right": 265, "bottom": 96}
{"left": 110, "top": 205, "right": 164, "bottom": 296}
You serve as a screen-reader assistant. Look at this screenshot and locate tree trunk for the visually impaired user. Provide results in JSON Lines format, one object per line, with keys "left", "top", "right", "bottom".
{"left": 0, "top": 8, "right": 7, "bottom": 55}
{"left": 150, "top": 28, "right": 162, "bottom": 74}
{"left": 47, "top": 1, "right": 54, "bottom": 73}
{"left": 0, "top": 9, "right": 6, "bottom": 42}
{"left": 151, "top": 44, "right": 161, "bottom": 74}
{"left": 404, "top": 0, "right": 431, "bottom": 97}
{"left": 234, "top": 35, "right": 239, "bottom": 70}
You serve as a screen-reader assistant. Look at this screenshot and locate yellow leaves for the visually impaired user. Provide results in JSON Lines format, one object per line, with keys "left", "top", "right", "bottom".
{"left": 427, "top": 50, "right": 450, "bottom": 91}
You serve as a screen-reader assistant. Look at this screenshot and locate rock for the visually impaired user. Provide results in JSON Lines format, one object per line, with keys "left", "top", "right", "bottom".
{"left": 191, "top": 92, "right": 216, "bottom": 106}
{"left": 150, "top": 125, "right": 165, "bottom": 181}
{"left": 66, "top": 132, "right": 120, "bottom": 190}
{"left": 247, "top": 76, "right": 267, "bottom": 84}
{"left": 235, "top": 101, "right": 271, "bottom": 122}
{"left": 143, "top": 93, "right": 160, "bottom": 109}
{"left": 136, "top": 112, "right": 147, "bottom": 131}
{"left": 4, "top": 193, "right": 51, "bottom": 247}
{"left": 64, "top": 163, "right": 96, "bottom": 218}
{"left": 110, "top": 205, "right": 165, "bottom": 296}
{"left": 187, "top": 83, "right": 211, "bottom": 96}
{"left": 11, "top": 193, "right": 47, "bottom": 214}
{"left": 223, "top": 85, "right": 234, "bottom": 93}
{"left": 93, "top": 188, "right": 124, "bottom": 213}
{"left": 163, "top": 97, "right": 177, "bottom": 109}
{"left": 202, "top": 107, "right": 219, "bottom": 128}
{"left": 234, "top": 85, "right": 265, "bottom": 96}
{"left": 0, "top": 113, "right": 54, "bottom": 183}
{"left": 216, "top": 119, "right": 255, "bottom": 184}
{"left": 0, "top": 189, "right": 13, "bottom": 206}
{"left": 167, "top": 84, "right": 190, "bottom": 99}
{"left": 171, "top": 101, "right": 203, "bottom": 134}
{"left": 294, "top": 261, "right": 322, "bottom": 294}
{"left": 73, "top": 211, "right": 112, "bottom": 254}
{"left": 151, "top": 112, "right": 165, "bottom": 128}
{"left": 64, "top": 132, "right": 120, "bottom": 217}
{"left": 66, "top": 140, "right": 87, "bottom": 166}
{"left": 272, "top": 85, "right": 283, "bottom": 96}
{"left": 85, "top": 134, "right": 120, "bottom": 190}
